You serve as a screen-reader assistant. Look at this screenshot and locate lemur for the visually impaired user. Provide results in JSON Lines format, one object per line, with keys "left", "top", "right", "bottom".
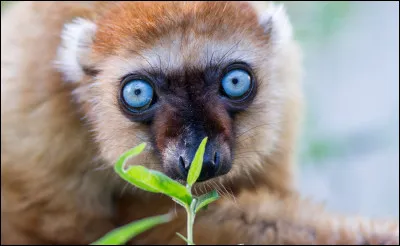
{"left": 1, "top": 1, "right": 398, "bottom": 245}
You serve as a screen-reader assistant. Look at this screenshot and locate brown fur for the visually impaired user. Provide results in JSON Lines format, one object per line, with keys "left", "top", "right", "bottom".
{"left": 92, "top": 2, "right": 261, "bottom": 55}
{"left": 1, "top": 1, "right": 398, "bottom": 245}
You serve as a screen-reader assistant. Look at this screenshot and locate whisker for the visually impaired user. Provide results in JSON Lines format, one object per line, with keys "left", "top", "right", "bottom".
{"left": 236, "top": 123, "right": 274, "bottom": 140}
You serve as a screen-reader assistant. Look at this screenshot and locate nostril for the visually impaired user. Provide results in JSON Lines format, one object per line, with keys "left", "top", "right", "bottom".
{"left": 214, "top": 152, "right": 220, "bottom": 169}
{"left": 179, "top": 156, "right": 189, "bottom": 172}
{"left": 177, "top": 156, "right": 189, "bottom": 180}
{"left": 197, "top": 151, "right": 222, "bottom": 182}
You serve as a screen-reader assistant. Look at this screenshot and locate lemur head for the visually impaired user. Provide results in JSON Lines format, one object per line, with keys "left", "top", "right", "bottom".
{"left": 56, "top": 1, "right": 302, "bottom": 192}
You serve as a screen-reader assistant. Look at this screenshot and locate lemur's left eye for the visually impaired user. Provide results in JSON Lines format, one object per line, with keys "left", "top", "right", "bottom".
{"left": 121, "top": 79, "right": 154, "bottom": 111}
{"left": 221, "top": 69, "right": 252, "bottom": 99}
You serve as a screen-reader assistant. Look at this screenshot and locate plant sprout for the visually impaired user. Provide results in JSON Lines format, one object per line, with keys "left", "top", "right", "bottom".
{"left": 91, "top": 137, "right": 219, "bottom": 245}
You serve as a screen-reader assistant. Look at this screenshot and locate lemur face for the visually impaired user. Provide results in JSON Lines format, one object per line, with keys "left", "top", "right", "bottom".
{"left": 118, "top": 60, "right": 258, "bottom": 182}
{"left": 57, "top": 1, "right": 297, "bottom": 189}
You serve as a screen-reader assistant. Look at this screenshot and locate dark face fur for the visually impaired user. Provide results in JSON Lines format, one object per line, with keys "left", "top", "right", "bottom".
{"left": 117, "top": 63, "right": 257, "bottom": 182}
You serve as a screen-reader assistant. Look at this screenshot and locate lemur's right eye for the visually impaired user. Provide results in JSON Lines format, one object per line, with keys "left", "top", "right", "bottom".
{"left": 121, "top": 79, "right": 154, "bottom": 112}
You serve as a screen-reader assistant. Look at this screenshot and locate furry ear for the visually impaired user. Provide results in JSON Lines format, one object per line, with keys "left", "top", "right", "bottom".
{"left": 55, "top": 18, "right": 97, "bottom": 83}
{"left": 257, "top": 2, "right": 293, "bottom": 51}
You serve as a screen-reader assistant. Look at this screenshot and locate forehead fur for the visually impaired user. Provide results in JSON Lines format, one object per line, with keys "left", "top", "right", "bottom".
{"left": 92, "top": 1, "right": 266, "bottom": 55}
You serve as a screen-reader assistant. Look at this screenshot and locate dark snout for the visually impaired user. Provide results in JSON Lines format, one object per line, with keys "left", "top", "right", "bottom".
{"left": 175, "top": 138, "right": 231, "bottom": 182}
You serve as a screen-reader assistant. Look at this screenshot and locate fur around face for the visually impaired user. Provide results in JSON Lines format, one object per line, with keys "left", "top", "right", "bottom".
{"left": 1, "top": 1, "right": 398, "bottom": 245}
{"left": 54, "top": 1, "right": 302, "bottom": 194}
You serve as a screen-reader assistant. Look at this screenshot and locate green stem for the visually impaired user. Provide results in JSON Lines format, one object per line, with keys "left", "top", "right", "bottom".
{"left": 187, "top": 209, "right": 193, "bottom": 245}
{"left": 186, "top": 199, "right": 197, "bottom": 245}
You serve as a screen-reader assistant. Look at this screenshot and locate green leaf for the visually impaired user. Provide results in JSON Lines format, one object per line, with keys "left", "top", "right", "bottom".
{"left": 113, "top": 143, "right": 192, "bottom": 205}
{"left": 126, "top": 166, "right": 192, "bottom": 206}
{"left": 114, "top": 143, "right": 158, "bottom": 192}
{"left": 187, "top": 137, "right": 208, "bottom": 187}
{"left": 123, "top": 166, "right": 163, "bottom": 194}
{"left": 176, "top": 232, "right": 195, "bottom": 245}
{"left": 194, "top": 190, "right": 219, "bottom": 213}
{"left": 91, "top": 213, "right": 172, "bottom": 245}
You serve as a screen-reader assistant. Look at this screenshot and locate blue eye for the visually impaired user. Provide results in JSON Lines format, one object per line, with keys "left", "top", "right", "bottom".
{"left": 221, "top": 69, "right": 252, "bottom": 99}
{"left": 122, "top": 79, "right": 154, "bottom": 110}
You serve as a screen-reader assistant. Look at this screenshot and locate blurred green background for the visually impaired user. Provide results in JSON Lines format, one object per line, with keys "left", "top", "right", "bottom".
{"left": 2, "top": 1, "right": 398, "bottom": 218}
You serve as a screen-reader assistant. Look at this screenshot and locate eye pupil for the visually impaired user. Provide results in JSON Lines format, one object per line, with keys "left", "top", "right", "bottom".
{"left": 134, "top": 89, "right": 141, "bottom": 95}
{"left": 232, "top": 78, "right": 239, "bottom": 85}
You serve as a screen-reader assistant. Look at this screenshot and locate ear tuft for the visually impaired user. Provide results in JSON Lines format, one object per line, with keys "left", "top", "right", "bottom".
{"left": 55, "top": 18, "right": 97, "bottom": 83}
{"left": 258, "top": 2, "right": 293, "bottom": 50}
